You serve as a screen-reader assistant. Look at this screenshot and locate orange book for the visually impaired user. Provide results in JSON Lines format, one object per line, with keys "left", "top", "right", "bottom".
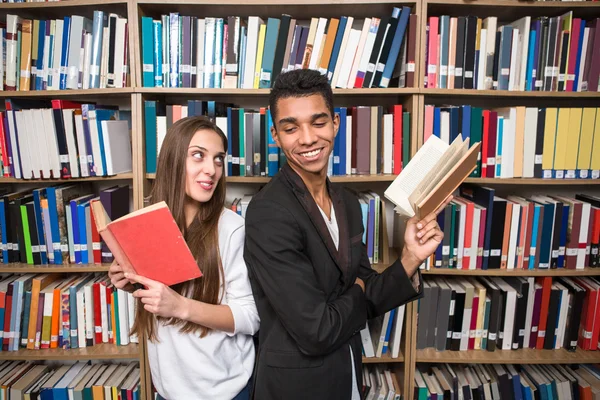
{"left": 91, "top": 200, "right": 201, "bottom": 286}
{"left": 535, "top": 276, "right": 553, "bottom": 350}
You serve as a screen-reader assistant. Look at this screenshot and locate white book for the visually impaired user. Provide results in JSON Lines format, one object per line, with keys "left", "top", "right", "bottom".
{"left": 157, "top": 115, "right": 167, "bottom": 155}
{"left": 32, "top": 109, "right": 51, "bottom": 178}
{"left": 42, "top": 22, "right": 52, "bottom": 89}
{"left": 330, "top": 16, "right": 354, "bottom": 85}
{"left": 494, "top": 278, "right": 517, "bottom": 350}
{"left": 82, "top": 32, "right": 93, "bottom": 89}
{"left": 87, "top": 109, "right": 105, "bottom": 176}
{"left": 500, "top": 108, "right": 516, "bottom": 178}
{"left": 77, "top": 288, "right": 86, "bottom": 348}
{"left": 66, "top": 16, "right": 87, "bottom": 90}
{"left": 477, "top": 29, "right": 487, "bottom": 90}
{"left": 508, "top": 28, "right": 520, "bottom": 91}
{"left": 383, "top": 114, "right": 393, "bottom": 174}
{"left": 578, "top": 203, "right": 591, "bottom": 269}
{"left": 510, "top": 17, "right": 531, "bottom": 91}
{"left": 51, "top": 19, "right": 64, "bottom": 87}
{"left": 460, "top": 279, "right": 474, "bottom": 351}
{"left": 7, "top": 110, "right": 21, "bottom": 179}
{"left": 309, "top": 18, "right": 328, "bottom": 71}
{"left": 346, "top": 18, "right": 371, "bottom": 88}
{"left": 470, "top": 207, "right": 480, "bottom": 270}
{"left": 42, "top": 109, "right": 62, "bottom": 179}
{"left": 100, "top": 23, "right": 111, "bottom": 88}
{"left": 243, "top": 17, "right": 262, "bottom": 89}
{"left": 483, "top": 17, "right": 497, "bottom": 90}
{"left": 101, "top": 120, "right": 132, "bottom": 175}
{"left": 577, "top": 28, "right": 590, "bottom": 92}
{"left": 522, "top": 108, "right": 538, "bottom": 177}
{"left": 523, "top": 277, "right": 535, "bottom": 348}
{"left": 196, "top": 19, "right": 205, "bottom": 88}
{"left": 506, "top": 202, "right": 521, "bottom": 270}
{"left": 63, "top": 109, "right": 80, "bottom": 178}
{"left": 84, "top": 283, "right": 95, "bottom": 344}
{"left": 99, "top": 280, "right": 109, "bottom": 342}
{"left": 440, "top": 111, "right": 450, "bottom": 144}
{"left": 346, "top": 115, "right": 352, "bottom": 174}
{"left": 118, "top": 289, "right": 130, "bottom": 346}
{"left": 336, "top": 29, "right": 361, "bottom": 88}
{"left": 127, "top": 292, "right": 138, "bottom": 343}
{"left": 14, "top": 111, "right": 34, "bottom": 179}
{"left": 355, "top": 18, "right": 380, "bottom": 88}
{"left": 5, "top": 15, "right": 21, "bottom": 91}
{"left": 25, "top": 110, "right": 43, "bottom": 179}
{"left": 554, "top": 282, "right": 569, "bottom": 350}
{"left": 74, "top": 112, "right": 90, "bottom": 177}
{"left": 390, "top": 304, "right": 405, "bottom": 358}
{"left": 114, "top": 17, "right": 127, "bottom": 88}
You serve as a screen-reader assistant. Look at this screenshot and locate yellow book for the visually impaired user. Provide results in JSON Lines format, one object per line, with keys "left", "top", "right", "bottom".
{"left": 565, "top": 108, "right": 582, "bottom": 179}
{"left": 513, "top": 106, "right": 526, "bottom": 178}
{"left": 553, "top": 108, "right": 570, "bottom": 178}
{"left": 577, "top": 108, "right": 596, "bottom": 178}
{"left": 541, "top": 108, "right": 558, "bottom": 177}
{"left": 253, "top": 24, "right": 267, "bottom": 89}
{"left": 27, "top": 274, "right": 58, "bottom": 349}
{"left": 19, "top": 19, "right": 33, "bottom": 91}
{"left": 591, "top": 108, "right": 600, "bottom": 178}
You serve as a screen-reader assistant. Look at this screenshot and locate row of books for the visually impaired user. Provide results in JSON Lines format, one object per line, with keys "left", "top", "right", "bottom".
{"left": 425, "top": 14, "right": 600, "bottom": 92}
{"left": 0, "top": 273, "right": 137, "bottom": 353}
{"left": 362, "top": 364, "right": 401, "bottom": 400}
{"left": 145, "top": 100, "right": 411, "bottom": 177}
{"left": 427, "top": 187, "right": 600, "bottom": 271}
{"left": 417, "top": 276, "right": 600, "bottom": 353}
{"left": 229, "top": 190, "right": 389, "bottom": 264}
{"left": 415, "top": 363, "right": 600, "bottom": 400}
{"left": 361, "top": 304, "right": 405, "bottom": 359}
{"left": 140, "top": 7, "right": 416, "bottom": 89}
{"left": 0, "top": 185, "right": 129, "bottom": 265}
{"left": 0, "top": 12, "right": 129, "bottom": 92}
{"left": 424, "top": 106, "right": 600, "bottom": 180}
{"left": 0, "top": 361, "right": 140, "bottom": 400}
{"left": 0, "top": 100, "right": 132, "bottom": 180}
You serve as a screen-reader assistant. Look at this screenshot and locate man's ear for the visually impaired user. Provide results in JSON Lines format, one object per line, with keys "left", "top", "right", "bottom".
{"left": 271, "top": 125, "right": 281, "bottom": 148}
{"left": 332, "top": 111, "right": 340, "bottom": 138}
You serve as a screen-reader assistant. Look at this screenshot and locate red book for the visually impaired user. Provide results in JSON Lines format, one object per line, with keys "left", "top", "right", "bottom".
{"left": 91, "top": 201, "right": 201, "bottom": 286}
{"left": 392, "top": 105, "right": 403, "bottom": 175}
{"left": 535, "top": 276, "right": 552, "bottom": 350}
{"left": 468, "top": 295, "right": 479, "bottom": 350}
{"left": 89, "top": 201, "right": 102, "bottom": 264}
{"left": 93, "top": 281, "right": 102, "bottom": 344}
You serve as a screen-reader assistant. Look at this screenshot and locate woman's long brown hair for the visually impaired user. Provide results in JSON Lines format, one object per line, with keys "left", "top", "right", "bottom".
{"left": 131, "top": 116, "right": 228, "bottom": 341}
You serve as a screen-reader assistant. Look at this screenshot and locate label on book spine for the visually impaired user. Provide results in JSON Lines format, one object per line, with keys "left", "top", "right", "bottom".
{"left": 532, "top": 326, "right": 538, "bottom": 332}
{"left": 428, "top": 64, "right": 437, "bottom": 74}
{"left": 442, "top": 246, "right": 450, "bottom": 256}
{"left": 440, "top": 66, "right": 448, "bottom": 76}
{"left": 584, "top": 330, "right": 593, "bottom": 339}
{"left": 476, "top": 330, "right": 482, "bottom": 338}
{"left": 376, "top": 63, "right": 385, "bottom": 73}
{"left": 448, "top": 66, "right": 455, "bottom": 76}
{"left": 407, "top": 62, "right": 415, "bottom": 72}
{"left": 552, "top": 250, "right": 559, "bottom": 258}
{"left": 32, "top": 246, "right": 40, "bottom": 253}
{"left": 559, "top": 246, "right": 565, "bottom": 256}
{"left": 449, "top": 300, "right": 455, "bottom": 315}
{"left": 74, "top": 244, "right": 81, "bottom": 251}
{"left": 556, "top": 170, "right": 565, "bottom": 179}
{"left": 71, "top": 329, "right": 78, "bottom": 337}
{"left": 455, "top": 68, "right": 463, "bottom": 77}
{"left": 484, "top": 250, "right": 489, "bottom": 257}
{"left": 491, "top": 249, "right": 501, "bottom": 256}
{"left": 581, "top": 170, "right": 589, "bottom": 179}
{"left": 538, "top": 330, "right": 545, "bottom": 337}
{"left": 465, "top": 70, "right": 473, "bottom": 78}
{"left": 543, "top": 170, "right": 553, "bottom": 178}
{"left": 61, "top": 245, "right": 68, "bottom": 252}
{"left": 452, "top": 332, "right": 461, "bottom": 339}
{"left": 488, "top": 333, "right": 497, "bottom": 341}
{"left": 143, "top": 64, "right": 153, "bottom": 72}
{"left": 483, "top": 330, "right": 488, "bottom": 338}
{"left": 535, "top": 155, "right": 543, "bottom": 164}
{"left": 566, "top": 248, "right": 578, "bottom": 256}
{"left": 592, "top": 170, "right": 599, "bottom": 179}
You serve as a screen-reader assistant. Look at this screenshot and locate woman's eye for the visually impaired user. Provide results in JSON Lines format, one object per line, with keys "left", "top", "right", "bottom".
{"left": 192, "top": 152, "right": 203, "bottom": 159}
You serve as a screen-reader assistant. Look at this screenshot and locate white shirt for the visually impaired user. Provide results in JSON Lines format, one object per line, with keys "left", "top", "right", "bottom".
{"left": 317, "top": 204, "right": 361, "bottom": 400}
{"left": 147, "top": 208, "right": 260, "bottom": 400}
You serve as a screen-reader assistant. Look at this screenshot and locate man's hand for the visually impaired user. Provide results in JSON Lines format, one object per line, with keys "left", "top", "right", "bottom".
{"left": 401, "top": 195, "right": 454, "bottom": 276}
{"left": 355, "top": 277, "right": 365, "bottom": 292}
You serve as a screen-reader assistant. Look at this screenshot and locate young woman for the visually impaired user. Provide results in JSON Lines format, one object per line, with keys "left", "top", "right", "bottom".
{"left": 109, "top": 116, "right": 260, "bottom": 400}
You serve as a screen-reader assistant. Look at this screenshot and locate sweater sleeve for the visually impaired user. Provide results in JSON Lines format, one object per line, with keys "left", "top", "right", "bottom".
{"left": 222, "top": 224, "right": 261, "bottom": 336}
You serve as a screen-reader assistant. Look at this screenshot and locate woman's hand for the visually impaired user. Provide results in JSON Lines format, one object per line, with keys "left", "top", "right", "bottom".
{"left": 108, "top": 261, "right": 135, "bottom": 293}
{"left": 126, "top": 273, "right": 188, "bottom": 320}
{"left": 401, "top": 195, "right": 454, "bottom": 276}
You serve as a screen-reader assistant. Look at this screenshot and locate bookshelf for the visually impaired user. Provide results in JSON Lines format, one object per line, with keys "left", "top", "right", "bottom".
{"left": 0, "top": 0, "right": 598, "bottom": 398}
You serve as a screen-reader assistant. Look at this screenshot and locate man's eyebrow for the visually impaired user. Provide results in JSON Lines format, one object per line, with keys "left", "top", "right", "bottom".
{"left": 278, "top": 113, "right": 330, "bottom": 125}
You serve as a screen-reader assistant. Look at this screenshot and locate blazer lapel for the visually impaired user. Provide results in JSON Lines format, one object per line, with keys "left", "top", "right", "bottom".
{"left": 281, "top": 164, "right": 349, "bottom": 277}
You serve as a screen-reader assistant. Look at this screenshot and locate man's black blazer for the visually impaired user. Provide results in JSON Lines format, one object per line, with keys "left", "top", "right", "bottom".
{"left": 243, "top": 163, "right": 423, "bottom": 400}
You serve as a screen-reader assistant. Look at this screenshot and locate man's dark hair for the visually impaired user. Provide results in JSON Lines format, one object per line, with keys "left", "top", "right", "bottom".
{"left": 269, "top": 69, "right": 335, "bottom": 128}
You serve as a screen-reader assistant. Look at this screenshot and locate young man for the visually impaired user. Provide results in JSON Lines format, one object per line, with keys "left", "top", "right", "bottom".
{"left": 244, "top": 69, "right": 449, "bottom": 400}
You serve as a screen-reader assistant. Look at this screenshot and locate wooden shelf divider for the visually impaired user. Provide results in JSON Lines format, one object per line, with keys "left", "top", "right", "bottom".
{"left": 416, "top": 348, "right": 600, "bottom": 364}
{"left": 0, "top": 343, "right": 139, "bottom": 361}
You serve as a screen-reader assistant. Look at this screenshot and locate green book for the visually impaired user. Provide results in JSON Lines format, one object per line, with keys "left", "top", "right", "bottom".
{"left": 20, "top": 204, "right": 33, "bottom": 264}
{"left": 470, "top": 107, "right": 484, "bottom": 177}
{"left": 402, "top": 111, "right": 411, "bottom": 168}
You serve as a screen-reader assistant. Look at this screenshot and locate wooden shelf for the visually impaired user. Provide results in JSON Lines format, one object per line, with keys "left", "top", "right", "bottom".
{"left": 425, "top": 0, "right": 600, "bottom": 7}
{"left": 137, "top": 87, "right": 417, "bottom": 96}
{"left": 0, "top": 0, "right": 128, "bottom": 9}
{"left": 465, "top": 177, "right": 600, "bottom": 185}
{"left": 0, "top": 88, "right": 133, "bottom": 98}
{"left": 421, "top": 88, "right": 600, "bottom": 98}
{"left": 363, "top": 351, "right": 404, "bottom": 364}
{"left": 416, "top": 347, "right": 600, "bottom": 364}
{"left": 423, "top": 267, "right": 600, "bottom": 276}
{"left": 0, "top": 173, "right": 133, "bottom": 184}
{"left": 0, "top": 264, "right": 109, "bottom": 273}
{"left": 138, "top": 0, "right": 414, "bottom": 4}
{"left": 147, "top": 174, "right": 397, "bottom": 183}
{"left": 0, "top": 343, "right": 139, "bottom": 361}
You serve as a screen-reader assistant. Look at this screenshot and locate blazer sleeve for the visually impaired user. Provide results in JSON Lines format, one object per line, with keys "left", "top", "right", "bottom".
{"left": 244, "top": 199, "right": 368, "bottom": 357}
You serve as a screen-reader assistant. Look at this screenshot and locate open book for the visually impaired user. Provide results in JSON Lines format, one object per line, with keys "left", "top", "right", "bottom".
{"left": 91, "top": 200, "right": 202, "bottom": 286}
{"left": 384, "top": 134, "right": 481, "bottom": 219}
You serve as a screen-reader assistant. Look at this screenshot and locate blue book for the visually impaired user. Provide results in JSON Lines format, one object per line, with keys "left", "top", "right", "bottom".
{"left": 461, "top": 105, "right": 471, "bottom": 141}
{"left": 141, "top": 17, "right": 155, "bottom": 87}
{"left": 574, "top": 20, "right": 586, "bottom": 91}
{"left": 433, "top": 107, "right": 441, "bottom": 138}
{"left": 327, "top": 16, "right": 348, "bottom": 83}
{"left": 59, "top": 16, "right": 71, "bottom": 90}
{"left": 35, "top": 20, "right": 46, "bottom": 91}
{"left": 259, "top": 18, "right": 281, "bottom": 89}
{"left": 557, "top": 204, "right": 570, "bottom": 268}
{"left": 32, "top": 189, "right": 48, "bottom": 265}
{"left": 144, "top": 101, "right": 157, "bottom": 174}
{"left": 380, "top": 7, "right": 412, "bottom": 88}
{"left": 525, "top": 29, "right": 537, "bottom": 91}
{"left": 496, "top": 117, "right": 504, "bottom": 177}
{"left": 382, "top": 308, "right": 395, "bottom": 355}
{"left": 338, "top": 107, "right": 347, "bottom": 176}
{"left": 529, "top": 205, "right": 541, "bottom": 269}
{"left": 153, "top": 20, "right": 163, "bottom": 87}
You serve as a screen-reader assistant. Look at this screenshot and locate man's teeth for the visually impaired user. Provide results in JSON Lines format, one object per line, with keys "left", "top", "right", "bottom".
{"left": 301, "top": 149, "right": 321, "bottom": 157}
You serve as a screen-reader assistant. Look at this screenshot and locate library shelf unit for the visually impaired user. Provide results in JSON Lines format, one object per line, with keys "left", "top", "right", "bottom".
{"left": 0, "top": 0, "right": 598, "bottom": 397}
